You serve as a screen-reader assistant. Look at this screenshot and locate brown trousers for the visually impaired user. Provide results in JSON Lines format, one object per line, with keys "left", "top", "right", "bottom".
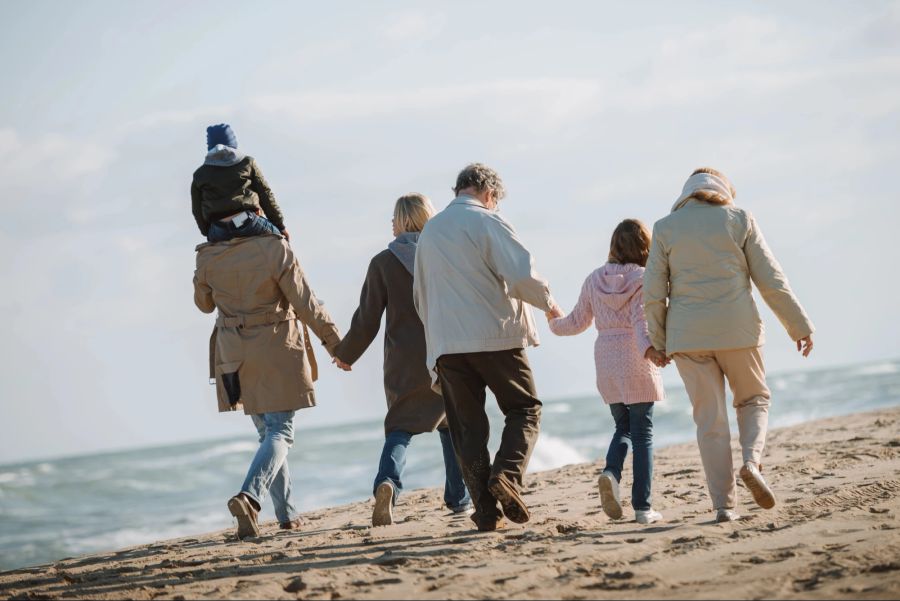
{"left": 437, "top": 349, "right": 542, "bottom": 522}
{"left": 673, "top": 347, "right": 771, "bottom": 510}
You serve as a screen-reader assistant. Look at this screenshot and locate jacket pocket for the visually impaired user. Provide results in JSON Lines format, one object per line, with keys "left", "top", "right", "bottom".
{"left": 215, "top": 360, "right": 243, "bottom": 407}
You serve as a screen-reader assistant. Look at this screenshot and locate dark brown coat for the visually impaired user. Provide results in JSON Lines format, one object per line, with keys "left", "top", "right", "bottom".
{"left": 334, "top": 248, "right": 446, "bottom": 435}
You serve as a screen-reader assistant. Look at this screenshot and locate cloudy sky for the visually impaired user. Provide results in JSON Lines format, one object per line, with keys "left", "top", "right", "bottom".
{"left": 1, "top": 1, "right": 898, "bottom": 463}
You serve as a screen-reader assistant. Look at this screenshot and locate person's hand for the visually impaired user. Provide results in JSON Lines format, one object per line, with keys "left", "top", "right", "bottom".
{"left": 796, "top": 334, "right": 814, "bottom": 357}
{"left": 280, "top": 228, "right": 291, "bottom": 242}
{"left": 332, "top": 357, "right": 352, "bottom": 371}
{"left": 645, "top": 347, "right": 670, "bottom": 367}
{"left": 545, "top": 303, "right": 564, "bottom": 320}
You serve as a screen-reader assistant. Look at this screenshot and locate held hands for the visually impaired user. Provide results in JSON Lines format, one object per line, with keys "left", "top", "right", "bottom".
{"left": 332, "top": 357, "right": 352, "bottom": 371}
{"left": 796, "top": 334, "right": 814, "bottom": 357}
{"left": 545, "top": 302, "right": 564, "bottom": 321}
{"left": 645, "top": 347, "right": 670, "bottom": 368}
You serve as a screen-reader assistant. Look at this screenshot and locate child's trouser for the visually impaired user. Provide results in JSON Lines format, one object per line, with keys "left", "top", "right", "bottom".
{"left": 673, "top": 347, "right": 771, "bottom": 510}
{"left": 604, "top": 402, "right": 654, "bottom": 511}
{"left": 207, "top": 211, "right": 281, "bottom": 242}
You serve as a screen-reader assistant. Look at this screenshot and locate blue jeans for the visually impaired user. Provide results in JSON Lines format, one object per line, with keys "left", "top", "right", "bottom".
{"left": 241, "top": 411, "right": 299, "bottom": 524}
{"left": 374, "top": 429, "right": 471, "bottom": 510}
{"left": 604, "top": 402, "right": 654, "bottom": 511}
{"left": 207, "top": 212, "right": 281, "bottom": 242}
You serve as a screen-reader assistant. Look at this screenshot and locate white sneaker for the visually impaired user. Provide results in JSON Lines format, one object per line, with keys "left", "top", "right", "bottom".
{"left": 372, "top": 481, "right": 394, "bottom": 527}
{"left": 635, "top": 509, "right": 663, "bottom": 524}
{"left": 598, "top": 471, "right": 623, "bottom": 520}
{"left": 716, "top": 508, "right": 741, "bottom": 523}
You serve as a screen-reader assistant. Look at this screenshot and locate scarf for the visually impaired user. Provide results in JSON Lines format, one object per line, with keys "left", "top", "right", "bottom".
{"left": 388, "top": 232, "right": 419, "bottom": 275}
{"left": 671, "top": 172, "right": 734, "bottom": 212}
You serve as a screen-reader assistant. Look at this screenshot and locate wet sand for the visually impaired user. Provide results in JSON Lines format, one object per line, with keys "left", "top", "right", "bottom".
{"left": 3, "top": 407, "right": 899, "bottom": 600}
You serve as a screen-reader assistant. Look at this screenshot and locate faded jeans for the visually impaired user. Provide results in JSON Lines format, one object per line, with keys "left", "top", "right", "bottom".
{"left": 240, "top": 411, "right": 299, "bottom": 524}
{"left": 604, "top": 402, "right": 655, "bottom": 511}
{"left": 374, "top": 429, "right": 471, "bottom": 510}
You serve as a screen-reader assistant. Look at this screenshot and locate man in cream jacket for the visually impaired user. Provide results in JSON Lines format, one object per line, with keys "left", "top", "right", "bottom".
{"left": 414, "top": 163, "right": 561, "bottom": 532}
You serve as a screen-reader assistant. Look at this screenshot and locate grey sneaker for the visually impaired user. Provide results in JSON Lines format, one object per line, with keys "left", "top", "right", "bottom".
{"left": 635, "top": 509, "right": 663, "bottom": 524}
{"left": 372, "top": 481, "right": 394, "bottom": 527}
{"left": 450, "top": 503, "right": 475, "bottom": 515}
{"left": 716, "top": 508, "right": 741, "bottom": 523}
{"left": 739, "top": 462, "right": 776, "bottom": 509}
{"left": 598, "top": 471, "right": 623, "bottom": 520}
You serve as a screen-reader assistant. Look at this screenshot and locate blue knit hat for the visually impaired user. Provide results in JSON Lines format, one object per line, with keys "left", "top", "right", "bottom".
{"left": 206, "top": 124, "right": 238, "bottom": 150}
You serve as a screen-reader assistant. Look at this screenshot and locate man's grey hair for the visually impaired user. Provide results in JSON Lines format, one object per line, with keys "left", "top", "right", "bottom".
{"left": 452, "top": 163, "right": 507, "bottom": 200}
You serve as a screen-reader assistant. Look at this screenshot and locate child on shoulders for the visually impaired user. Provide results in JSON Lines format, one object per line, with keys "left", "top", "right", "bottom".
{"left": 191, "top": 123, "right": 291, "bottom": 243}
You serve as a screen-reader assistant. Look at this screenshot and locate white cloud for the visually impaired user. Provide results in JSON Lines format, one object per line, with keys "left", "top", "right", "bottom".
{"left": 0, "top": 128, "right": 113, "bottom": 183}
{"left": 250, "top": 78, "right": 605, "bottom": 133}
{"left": 381, "top": 11, "right": 447, "bottom": 44}
{"left": 118, "top": 105, "right": 234, "bottom": 135}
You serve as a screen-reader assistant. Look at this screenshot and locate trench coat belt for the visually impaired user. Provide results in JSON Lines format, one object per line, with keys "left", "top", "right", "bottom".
{"left": 208, "top": 309, "right": 319, "bottom": 383}
{"left": 215, "top": 309, "right": 297, "bottom": 329}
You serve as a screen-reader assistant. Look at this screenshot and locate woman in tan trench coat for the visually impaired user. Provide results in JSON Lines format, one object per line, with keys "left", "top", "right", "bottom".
{"left": 194, "top": 233, "right": 341, "bottom": 539}
{"left": 644, "top": 167, "right": 815, "bottom": 524}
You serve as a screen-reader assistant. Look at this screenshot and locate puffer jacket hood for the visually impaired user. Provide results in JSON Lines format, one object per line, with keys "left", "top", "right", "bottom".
{"left": 204, "top": 144, "right": 246, "bottom": 167}
{"left": 591, "top": 262, "right": 645, "bottom": 311}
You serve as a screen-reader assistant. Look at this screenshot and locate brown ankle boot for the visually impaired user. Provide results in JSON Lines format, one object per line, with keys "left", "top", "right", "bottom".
{"left": 228, "top": 493, "right": 260, "bottom": 539}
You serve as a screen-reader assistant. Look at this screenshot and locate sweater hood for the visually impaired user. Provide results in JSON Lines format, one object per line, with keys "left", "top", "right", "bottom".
{"left": 591, "top": 262, "right": 645, "bottom": 310}
{"left": 388, "top": 232, "right": 419, "bottom": 275}
{"left": 204, "top": 144, "right": 247, "bottom": 167}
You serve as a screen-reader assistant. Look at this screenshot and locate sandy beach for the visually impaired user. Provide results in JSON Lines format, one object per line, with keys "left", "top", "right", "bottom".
{"left": 2, "top": 406, "right": 899, "bottom": 600}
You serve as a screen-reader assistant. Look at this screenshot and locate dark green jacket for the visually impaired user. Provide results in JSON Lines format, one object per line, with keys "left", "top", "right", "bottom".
{"left": 191, "top": 157, "right": 285, "bottom": 236}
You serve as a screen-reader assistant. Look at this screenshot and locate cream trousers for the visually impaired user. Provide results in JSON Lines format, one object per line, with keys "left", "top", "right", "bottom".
{"left": 673, "top": 347, "right": 770, "bottom": 510}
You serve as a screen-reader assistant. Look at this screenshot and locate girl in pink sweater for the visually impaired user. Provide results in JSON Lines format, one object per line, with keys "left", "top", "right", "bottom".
{"left": 548, "top": 219, "right": 667, "bottom": 524}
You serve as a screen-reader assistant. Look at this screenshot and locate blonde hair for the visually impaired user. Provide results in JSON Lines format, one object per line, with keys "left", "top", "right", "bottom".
{"left": 393, "top": 193, "right": 435, "bottom": 234}
{"left": 690, "top": 167, "right": 736, "bottom": 203}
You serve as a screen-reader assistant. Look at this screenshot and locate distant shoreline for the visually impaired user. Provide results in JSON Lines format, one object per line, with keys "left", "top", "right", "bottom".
{"left": 3, "top": 406, "right": 899, "bottom": 599}
{"left": 3, "top": 356, "right": 897, "bottom": 469}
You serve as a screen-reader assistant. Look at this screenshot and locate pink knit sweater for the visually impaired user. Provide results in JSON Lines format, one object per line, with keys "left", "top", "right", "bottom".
{"left": 549, "top": 263, "right": 665, "bottom": 405}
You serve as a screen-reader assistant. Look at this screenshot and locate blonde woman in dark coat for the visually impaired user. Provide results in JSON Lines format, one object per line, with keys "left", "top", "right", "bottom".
{"left": 333, "top": 194, "right": 471, "bottom": 526}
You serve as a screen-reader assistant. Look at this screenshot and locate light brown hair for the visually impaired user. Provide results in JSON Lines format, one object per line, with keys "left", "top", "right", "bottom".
{"left": 393, "top": 193, "right": 435, "bottom": 234}
{"left": 608, "top": 219, "right": 652, "bottom": 267}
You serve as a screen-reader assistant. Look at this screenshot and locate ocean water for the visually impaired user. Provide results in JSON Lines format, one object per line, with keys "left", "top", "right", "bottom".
{"left": 1, "top": 358, "right": 899, "bottom": 572}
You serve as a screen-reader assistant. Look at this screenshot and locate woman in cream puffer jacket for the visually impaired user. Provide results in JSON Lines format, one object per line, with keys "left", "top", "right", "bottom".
{"left": 643, "top": 167, "right": 814, "bottom": 523}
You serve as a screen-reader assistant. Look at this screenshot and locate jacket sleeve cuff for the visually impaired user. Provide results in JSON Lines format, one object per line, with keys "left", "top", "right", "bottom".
{"left": 788, "top": 321, "right": 815, "bottom": 342}
{"left": 321, "top": 329, "right": 341, "bottom": 357}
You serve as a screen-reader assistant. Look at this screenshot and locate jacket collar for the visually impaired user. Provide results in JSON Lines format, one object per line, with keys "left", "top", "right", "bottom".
{"left": 449, "top": 194, "right": 487, "bottom": 209}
